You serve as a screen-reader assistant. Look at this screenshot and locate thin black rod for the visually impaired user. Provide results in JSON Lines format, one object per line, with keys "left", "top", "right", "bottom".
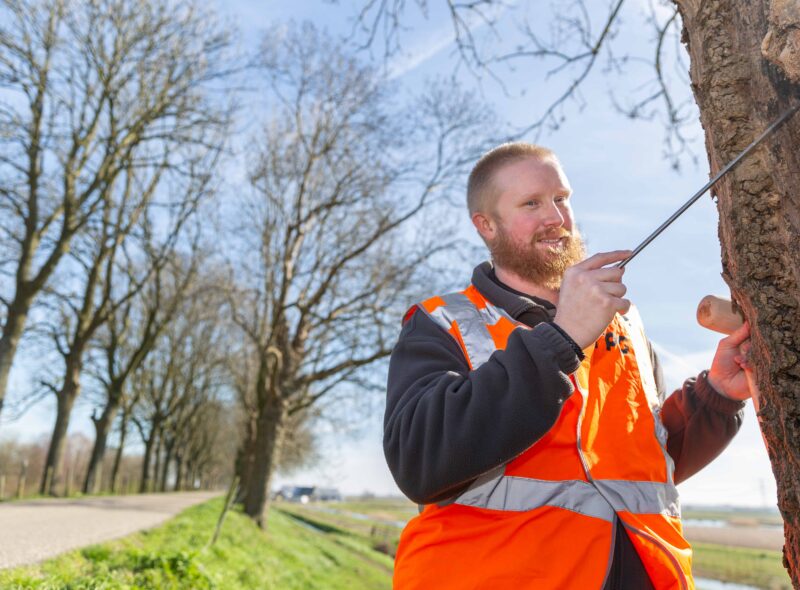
{"left": 618, "top": 102, "right": 800, "bottom": 268}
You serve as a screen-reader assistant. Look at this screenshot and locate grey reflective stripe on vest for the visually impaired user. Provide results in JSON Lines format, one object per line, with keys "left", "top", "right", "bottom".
{"left": 420, "top": 292, "right": 504, "bottom": 367}
{"left": 594, "top": 479, "right": 680, "bottom": 518}
{"left": 454, "top": 475, "right": 616, "bottom": 522}
{"left": 453, "top": 474, "right": 679, "bottom": 520}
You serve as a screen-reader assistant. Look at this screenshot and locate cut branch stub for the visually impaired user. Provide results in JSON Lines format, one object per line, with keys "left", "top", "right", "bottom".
{"left": 762, "top": 0, "right": 800, "bottom": 83}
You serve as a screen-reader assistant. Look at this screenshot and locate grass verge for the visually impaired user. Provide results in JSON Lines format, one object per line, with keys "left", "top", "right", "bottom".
{"left": 693, "top": 542, "right": 791, "bottom": 590}
{"left": 0, "top": 498, "right": 392, "bottom": 590}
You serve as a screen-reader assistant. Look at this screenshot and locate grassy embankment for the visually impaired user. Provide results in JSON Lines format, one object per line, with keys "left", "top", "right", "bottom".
{"left": 0, "top": 497, "right": 792, "bottom": 589}
{"left": 0, "top": 498, "right": 392, "bottom": 589}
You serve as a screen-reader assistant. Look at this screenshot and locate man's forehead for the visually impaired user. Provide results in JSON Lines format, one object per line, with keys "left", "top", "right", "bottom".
{"left": 494, "top": 156, "right": 571, "bottom": 190}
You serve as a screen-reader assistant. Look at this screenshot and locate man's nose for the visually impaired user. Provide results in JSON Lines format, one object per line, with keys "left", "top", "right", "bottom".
{"left": 542, "top": 202, "right": 565, "bottom": 227}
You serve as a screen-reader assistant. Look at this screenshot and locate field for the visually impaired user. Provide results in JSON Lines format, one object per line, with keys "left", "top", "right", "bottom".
{"left": 0, "top": 497, "right": 792, "bottom": 589}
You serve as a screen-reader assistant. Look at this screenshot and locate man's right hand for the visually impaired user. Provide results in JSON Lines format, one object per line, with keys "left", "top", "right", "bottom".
{"left": 552, "top": 250, "right": 632, "bottom": 350}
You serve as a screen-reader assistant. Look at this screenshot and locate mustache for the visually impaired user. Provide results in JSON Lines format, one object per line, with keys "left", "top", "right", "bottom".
{"left": 534, "top": 229, "right": 572, "bottom": 241}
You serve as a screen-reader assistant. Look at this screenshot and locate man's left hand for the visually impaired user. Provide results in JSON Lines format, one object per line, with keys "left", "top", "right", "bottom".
{"left": 707, "top": 321, "right": 754, "bottom": 401}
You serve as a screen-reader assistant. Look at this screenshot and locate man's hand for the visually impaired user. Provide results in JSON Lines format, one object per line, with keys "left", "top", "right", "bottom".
{"left": 553, "top": 250, "right": 632, "bottom": 350}
{"left": 707, "top": 321, "right": 754, "bottom": 401}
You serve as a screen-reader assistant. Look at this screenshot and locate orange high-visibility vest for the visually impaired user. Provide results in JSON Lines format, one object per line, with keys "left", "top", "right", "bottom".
{"left": 393, "top": 284, "right": 693, "bottom": 590}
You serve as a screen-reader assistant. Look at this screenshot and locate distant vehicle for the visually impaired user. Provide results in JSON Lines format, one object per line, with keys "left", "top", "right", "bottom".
{"left": 314, "top": 487, "right": 343, "bottom": 502}
{"left": 273, "top": 485, "right": 342, "bottom": 503}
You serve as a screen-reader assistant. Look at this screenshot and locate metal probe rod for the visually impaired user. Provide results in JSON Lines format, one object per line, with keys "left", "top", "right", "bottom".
{"left": 618, "top": 102, "right": 800, "bottom": 268}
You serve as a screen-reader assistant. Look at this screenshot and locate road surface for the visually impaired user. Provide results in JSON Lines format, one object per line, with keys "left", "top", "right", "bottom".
{"left": 0, "top": 491, "right": 221, "bottom": 569}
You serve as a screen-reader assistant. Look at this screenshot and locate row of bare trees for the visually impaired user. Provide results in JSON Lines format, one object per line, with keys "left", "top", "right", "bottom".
{"left": 1, "top": 0, "right": 495, "bottom": 528}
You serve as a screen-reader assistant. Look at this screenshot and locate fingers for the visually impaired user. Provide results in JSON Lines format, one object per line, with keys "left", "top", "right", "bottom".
{"left": 590, "top": 267, "right": 626, "bottom": 283}
{"left": 602, "top": 282, "right": 627, "bottom": 298}
{"left": 614, "top": 297, "right": 632, "bottom": 315}
{"left": 723, "top": 320, "right": 750, "bottom": 347}
{"left": 736, "top": 340, "right": 753, "bottom": 369}
{"left": 577, "top": 250, "right": 633, "bottom": 270}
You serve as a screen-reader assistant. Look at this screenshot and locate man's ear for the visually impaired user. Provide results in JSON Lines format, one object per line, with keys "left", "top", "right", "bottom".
{"left": 471, "top": 211, "right": 497, "bottom": 243}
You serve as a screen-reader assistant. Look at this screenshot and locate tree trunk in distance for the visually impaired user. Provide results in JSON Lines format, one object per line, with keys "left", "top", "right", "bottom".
{"left": 0, "top": 297, "right": 31, "bottom": 423}
{"left": 139, "top": 427, "right": 157, "bottom": 493}
{"left": 243, "top": 394, "right": 286, "bottom": 529}
{"left": 674, "top": 0, "right": 800, "bottom": 583}
{"left": 110, "top": 416, "right": 129, "bottom": 494}
{"left": 174, "top": 452, "right": 184, "bottom": 491}
{"left": 152, "top": 430, "right": 163, "bottom": 492}
{"left": 39, "top": 369, "right": 80, "bottom": 495}
{"left": 160, "top": 440, "right": 173, "bottom": 492}
{"left": 84, "top": 401, "right": 120, "bottom": 494}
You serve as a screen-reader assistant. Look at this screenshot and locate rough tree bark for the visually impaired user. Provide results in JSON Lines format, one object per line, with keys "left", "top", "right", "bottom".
{"left": 674, "top": 0, "right": 800, "bottom": 584}
{"left": 242, "top": 391, "right": 286, "bottom": 528}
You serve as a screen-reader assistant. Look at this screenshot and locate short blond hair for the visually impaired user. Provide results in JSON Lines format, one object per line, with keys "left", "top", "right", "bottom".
{"left": 467, "top": 143, "right": 557, "bottom": 216}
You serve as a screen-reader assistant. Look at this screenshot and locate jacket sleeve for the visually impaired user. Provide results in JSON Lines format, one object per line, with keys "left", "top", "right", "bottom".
{"left": 383, "top": 308, "right": 581, "bottom": 505}
{"left": 656, "top": 353, "right": 746, "bottom": 484}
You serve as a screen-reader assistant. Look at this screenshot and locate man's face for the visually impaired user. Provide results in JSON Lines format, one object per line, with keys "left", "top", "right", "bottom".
{"left": 479, "top": 156, "right": 585, "bottom": 288}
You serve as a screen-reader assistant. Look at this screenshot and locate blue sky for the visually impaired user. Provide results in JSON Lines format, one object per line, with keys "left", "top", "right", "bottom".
{"left": 3, "top": 0, "right": 776, "bottom": 508}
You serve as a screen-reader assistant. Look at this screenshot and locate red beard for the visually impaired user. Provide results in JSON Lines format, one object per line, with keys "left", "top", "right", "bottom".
{"left": 489, "top": 226, "right": 586, "bottom": 289}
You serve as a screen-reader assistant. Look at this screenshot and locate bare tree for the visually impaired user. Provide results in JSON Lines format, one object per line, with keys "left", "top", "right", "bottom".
{"left": 132, "top": 283, "right": 226, "bottom": 493}
{"left": 228, "top": 22, "right": 495, "bottom": 528}
{"left": 82, "top": 251, "right": 200, "bottom": 494}
{"left": 231, "top": 345, "right": 320, "bottom": 502}
{"left": 175, "top": 398, "right": 236, "bottom": 491}
{"left": 0, "top": 0, "right": 232, "bottom": 424}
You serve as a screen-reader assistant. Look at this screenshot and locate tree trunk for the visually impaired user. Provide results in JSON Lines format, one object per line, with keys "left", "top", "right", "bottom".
{"left": 152, "top": 429, "right": 163, "bottom": 492}
{"left": 83, "top": 400, "right": 120, "bottom": 494}
{"left": 235, "top": 416, "right": 257, "bottom": 504}
{"left": 243, "top": 393, "right": 286, "bottom": 529}
{"left": 160, "top": 439, "right": 174, "bottom": 492}
{"left": 139, "top": 424, "right": 158, "bottom": 493}
{"left": 39, "top": 365, "right": 81, "bottom": 495}
{"left": 174, "top": 451, "right": 184, "bottom": 491}
{"left": 0, "top": 297, "right": 32, "bottom": 423}
{"left": 675, "top": 0, "right": 800, "bottom": 583}
{"left": 110, "top": 413, "right": 129, "bottom": 494}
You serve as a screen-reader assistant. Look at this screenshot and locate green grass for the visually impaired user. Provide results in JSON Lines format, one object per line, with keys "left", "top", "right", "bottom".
{"left": 0, "top": 498, "right": 392, "bottom": 590}
{"left": 693, "top": 542, "right": 792, "bottom": 590}
{"left": 277, "top": 504, "right": 402, "bottom": 558}
{"left": 335, "top": 499, "right": 417, "bottom": 521}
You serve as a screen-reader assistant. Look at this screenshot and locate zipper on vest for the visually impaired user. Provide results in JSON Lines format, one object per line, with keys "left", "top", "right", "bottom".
{"left": 620, "top": 520, "right": 688, "bottom": 590}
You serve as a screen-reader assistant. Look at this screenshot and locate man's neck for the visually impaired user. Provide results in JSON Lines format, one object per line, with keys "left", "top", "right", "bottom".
{"left": 493, "top": 264, "right": 559, "bottom": 306}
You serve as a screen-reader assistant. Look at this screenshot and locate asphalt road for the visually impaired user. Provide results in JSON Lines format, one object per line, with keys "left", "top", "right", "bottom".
{"left": 0, "top": 491, "right": 221, "bottom": 569}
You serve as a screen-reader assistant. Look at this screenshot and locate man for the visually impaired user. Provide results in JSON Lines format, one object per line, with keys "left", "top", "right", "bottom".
{"left": 383, "top": 143, "right": 754, "bottom": 590}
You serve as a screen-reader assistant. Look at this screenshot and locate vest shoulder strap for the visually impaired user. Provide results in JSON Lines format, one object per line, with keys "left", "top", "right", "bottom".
{"left": 411, "top": 287, "right": 516, "bottom": 369}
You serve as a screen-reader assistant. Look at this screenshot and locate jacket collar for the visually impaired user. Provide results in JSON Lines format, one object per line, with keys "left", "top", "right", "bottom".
{"left": 471, "top": 261, "right": 555, "bottom": 320}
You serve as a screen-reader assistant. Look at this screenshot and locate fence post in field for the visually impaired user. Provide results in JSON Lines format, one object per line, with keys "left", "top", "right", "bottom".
{"left": 17, "top": 460, "right": 28, "bottom": 499}
{"left": 0, "top": 474, "right": 5, "bottom": 500}
{"left": 64, "top": 465, "right": 72, "bottom": 497}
